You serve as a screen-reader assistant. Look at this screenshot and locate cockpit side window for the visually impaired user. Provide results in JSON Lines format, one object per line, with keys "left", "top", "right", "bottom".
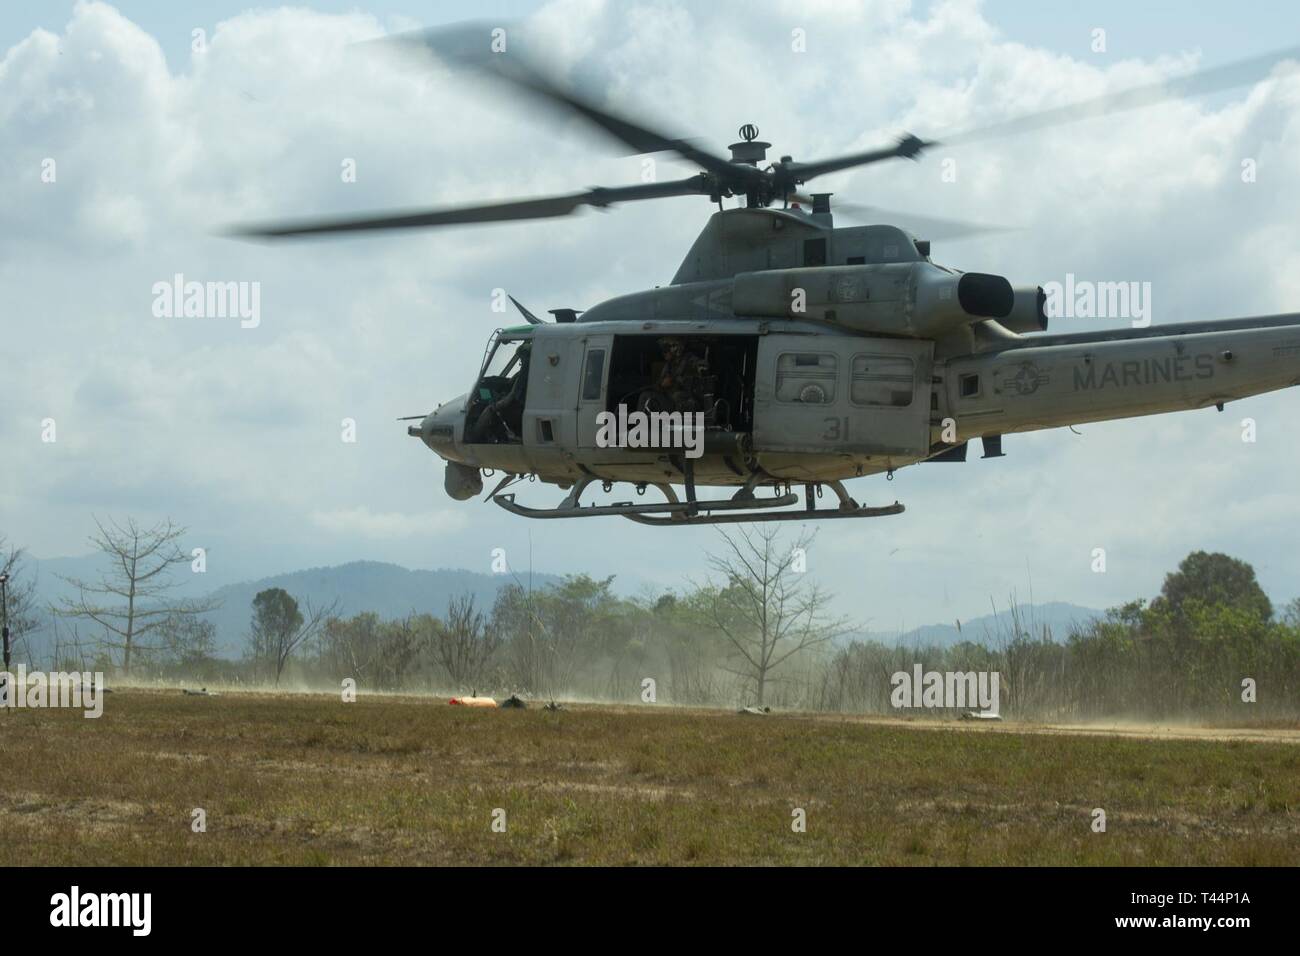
{"left": 581, "top": 349, "right": 606, "bottom": 401}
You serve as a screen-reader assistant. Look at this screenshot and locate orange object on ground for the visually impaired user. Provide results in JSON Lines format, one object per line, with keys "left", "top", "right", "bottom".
{"left": 449, "top": 696, "right": 498, "bottom": 708}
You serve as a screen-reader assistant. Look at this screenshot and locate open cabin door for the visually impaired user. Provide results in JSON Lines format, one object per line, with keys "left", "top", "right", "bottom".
{"left": 575, "top": 333, "right": 614, "bottom": 448}
{"left": 752, "top": 334, "right": 933, "bottom": 456}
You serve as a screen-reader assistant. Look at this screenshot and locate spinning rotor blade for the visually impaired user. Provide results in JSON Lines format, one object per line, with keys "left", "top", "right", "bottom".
{"left": 227, "top": 27, "right": 1300, "bottom": 242}
{"left": 942, "top": 43, "right": 1300, "bottom": 146}
{"left": 388, "top": 23, "right": 753, "bottom": 186}
{"left": 785, "top": 191, "right": 1010, "bottom": 241}
{"left": 832, "top": 202, "right": 1015, "bottom": 241}
{"left": 783, "top": 44, "right": 1300, "bottom": 187}
{"left": 229, "top": 176, "right": 709, "bottom": 238}
{"left": 779, "top": 134, "right": 931, "bottom": 184}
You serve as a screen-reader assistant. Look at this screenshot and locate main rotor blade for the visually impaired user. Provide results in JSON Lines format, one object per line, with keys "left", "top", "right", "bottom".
{"left": 788, "top": 191, "right": 1012, "bottom": 241}
{"left": 831, "top": 202, "right": 1015, "bottom": 241}
{"left": 388, "top": 22, "right": 752, "bottom": 186}
{"left": 228, "top": 176, "right": 709, "bottom": 238}
{"left": 787, "top": 45, "right": 1300, "bottom": 187}
{"left": 942, "top": 43, "right": 1300, "bottom": 146}
{"left": 779, "top": 134, "right": 931, "bottom": 185}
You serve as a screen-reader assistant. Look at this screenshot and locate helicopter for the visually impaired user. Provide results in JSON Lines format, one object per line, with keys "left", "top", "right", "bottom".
{"left": 233, "top": 26, "right": 1300, "bottom": 526}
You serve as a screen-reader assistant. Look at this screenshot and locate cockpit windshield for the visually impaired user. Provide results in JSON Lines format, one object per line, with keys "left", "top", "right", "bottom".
{"left": 481, "top": 335, "right": 529, "bottom": 381}
{"left": 466, "top": 333, "right": 533, "bottom": 444}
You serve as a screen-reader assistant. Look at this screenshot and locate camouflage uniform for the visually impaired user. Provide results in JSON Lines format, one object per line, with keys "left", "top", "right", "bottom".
{"left": 657, "top": 338, "right": 708, "bottom": 412}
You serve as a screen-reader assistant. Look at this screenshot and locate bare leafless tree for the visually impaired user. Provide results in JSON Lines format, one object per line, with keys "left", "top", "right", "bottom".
{"left": 707, "top": 525, "right": 849, "bottom": 706}
{"left": 1, "top": 535, "right": 40, "bottom": 670}
{"left": 434, "top": 594, "right": 501, "bottom": 689}
{"left": 368, "top": 613, "right": 431, "bottom": 689}
{"left": 56, "top": 517, "right": 218, "bottom": 673}
{"left": 48, "top": 619, "right": 93, "bottom": 672}
{"left": 319, "top": 612, "right": 382, "bottom": 682}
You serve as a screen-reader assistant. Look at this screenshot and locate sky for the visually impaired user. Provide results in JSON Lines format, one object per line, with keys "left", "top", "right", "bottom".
{"left": 5, "top": 0, "right": 1300, "bottom": 632}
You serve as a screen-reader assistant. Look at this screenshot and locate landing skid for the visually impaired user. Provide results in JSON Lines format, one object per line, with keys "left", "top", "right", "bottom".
{"left": 493, "top": 491, "right": 798, "bottom": 519}
{"left": 624, "top": 500, "right": 904, "bottom": 526}
{"left": 489, "top": 473, "right": 904, "bottom": 525}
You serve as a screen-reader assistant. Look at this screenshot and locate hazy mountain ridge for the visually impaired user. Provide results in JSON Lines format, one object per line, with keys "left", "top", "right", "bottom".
{"left": 870, "top": 601, "right": 1103, "bottom": 648}
{"left": 14, "top": 554, "right": 1098, "bottom": 661}
{"left": 16, "top": 558, "right": 560, "bottom": 661}
{"left": 197, "top": 561, "right": 561, "bottom": 655}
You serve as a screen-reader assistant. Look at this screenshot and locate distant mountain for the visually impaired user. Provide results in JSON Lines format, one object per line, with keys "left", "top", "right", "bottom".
{"left": 25, "top": 550, "right": 250, "bottom": 609}
{"left": 11, "top": 552, "right": 1098, "bottom": 664}
{"left": 199, "top": 561, "right": 560, "bottom": 656}
{"left": 875, "top": 601, "right": 1102, "bottom": 648}
{"left": 16, "top": 558, "right": 559, "bottom": 662}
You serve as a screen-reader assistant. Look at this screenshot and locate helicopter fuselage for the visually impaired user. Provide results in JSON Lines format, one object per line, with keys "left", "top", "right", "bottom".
{"left": 416, "top": 313, "right": 1300, "bottom": 490}
{"left": 410, "top": 207, "right": 1300, "bottom": 518}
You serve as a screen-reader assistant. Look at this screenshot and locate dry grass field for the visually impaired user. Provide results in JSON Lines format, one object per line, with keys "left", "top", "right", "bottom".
{"left": 0, "top": 688, "right": 1296, "bottom": 865}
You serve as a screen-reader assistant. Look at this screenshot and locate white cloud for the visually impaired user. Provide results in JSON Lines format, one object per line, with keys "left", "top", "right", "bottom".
{"left": 4, "top": 0, "right": 1300, "bottom": 619}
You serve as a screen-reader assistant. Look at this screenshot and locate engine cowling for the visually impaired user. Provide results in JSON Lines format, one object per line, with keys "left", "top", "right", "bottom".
{"left": 1000, "top": 285, "right": 1049, "bottom": 333}
{"left": 732, "top": 262, "right": 1040, "bottom": 338}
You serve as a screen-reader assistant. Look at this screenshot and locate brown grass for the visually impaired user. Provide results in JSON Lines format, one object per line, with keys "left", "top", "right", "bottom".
{"left": 0, "top": 688, "right": 1296, "bottom": 865}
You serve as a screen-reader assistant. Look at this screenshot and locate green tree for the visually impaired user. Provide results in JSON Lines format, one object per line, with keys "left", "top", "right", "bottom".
{"left": 248, "top": 588, "right": 333, "bottom": 685}
{"left": 490, "top": 575, "right": 624, "bottom": 696}
{"left": 1151, "top": 551, "right": 1272, "bottom": 623}
{"left": 1281, "top": 597, "right": 1300, "bottom": 629}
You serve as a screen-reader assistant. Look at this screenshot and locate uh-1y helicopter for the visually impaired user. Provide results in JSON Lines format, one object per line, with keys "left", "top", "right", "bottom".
{"left": 234, "top": 26, "right": 1300, "bottom": 526}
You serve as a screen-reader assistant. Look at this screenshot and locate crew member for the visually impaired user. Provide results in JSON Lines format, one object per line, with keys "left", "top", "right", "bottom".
{"left": 470, "top": 343, "right": 531, "bottom": 442}
{"left": 657, "top": 337, "right": 708, "bottom": 412}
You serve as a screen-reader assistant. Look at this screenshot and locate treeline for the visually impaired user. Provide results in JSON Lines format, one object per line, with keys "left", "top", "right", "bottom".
{"left": 820, "top": 552, "right": 1300, "bottom": 720}
{"left": 244, "top": 578, "right": 739, "bottom": 701}
{"left": 35, "top": 577, "right": 744, "bottom": 702}
{"left": 5, "top": 521, "right": 1299, "bottom": 719}
{"left": 55, "top": 553, "right": 1300, "bottom": 721}
{"left": 246, "top": 550, "right": 1300, "bottom": 720}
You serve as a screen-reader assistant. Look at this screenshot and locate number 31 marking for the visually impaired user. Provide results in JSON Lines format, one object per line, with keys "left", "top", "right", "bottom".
{"left": 823, "top": 416, "right": 850, "bottom": 441}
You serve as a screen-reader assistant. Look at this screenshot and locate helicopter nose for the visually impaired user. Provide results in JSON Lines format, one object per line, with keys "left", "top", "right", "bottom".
{"left": 410, "top": 394, "right": 468, "bottom": 462}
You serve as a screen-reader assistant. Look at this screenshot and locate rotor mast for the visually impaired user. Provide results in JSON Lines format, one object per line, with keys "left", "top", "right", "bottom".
{"left": 728, "top": 124, "right": 773, "bottom": 208}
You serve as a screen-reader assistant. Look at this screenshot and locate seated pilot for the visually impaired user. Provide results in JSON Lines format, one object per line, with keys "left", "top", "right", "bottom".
{"left": 469, "top": 344, "right": 531, "bottom": 442}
